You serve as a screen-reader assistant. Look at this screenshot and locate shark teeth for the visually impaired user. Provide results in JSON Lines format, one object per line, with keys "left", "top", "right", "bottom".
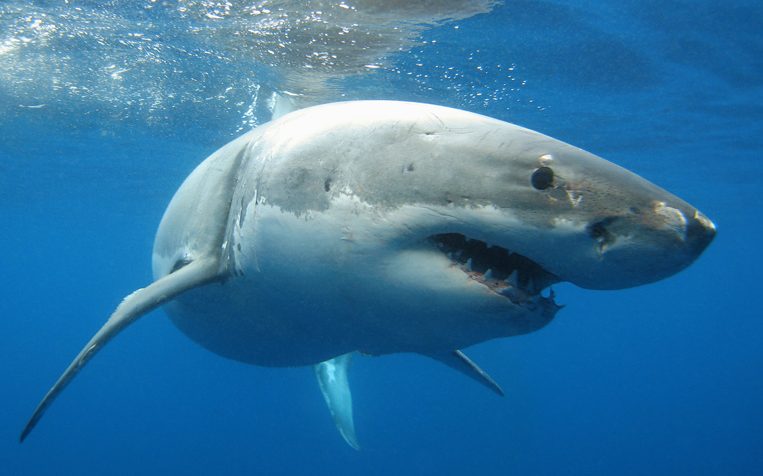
{"left": 499, "top": 286, "right": 529, "bottom": 303}
{"left": 526, "top": 276, "right": 536, "bottom": 294}
{"left": 429, "top": 232, "right": 561, "bottom": 307}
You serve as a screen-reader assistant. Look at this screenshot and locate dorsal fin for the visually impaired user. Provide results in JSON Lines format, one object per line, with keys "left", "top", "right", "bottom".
{"left": 425, "top": 350, "right": 505, "bottom": 396}
{"left": 270, "top": 92, "right": 298, "bottom": 119}
{"left": 20, "top": 257, "right": 223, "bottom": 442}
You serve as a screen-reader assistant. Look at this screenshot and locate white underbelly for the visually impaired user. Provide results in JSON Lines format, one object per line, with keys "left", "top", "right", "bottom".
{"left": 163, "top": 263, "right": 541, "bottom": 367}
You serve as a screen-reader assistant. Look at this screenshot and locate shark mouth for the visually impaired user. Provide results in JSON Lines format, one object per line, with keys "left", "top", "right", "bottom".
{"left": 430, "top": 233, "right": 561, "bottom": 308}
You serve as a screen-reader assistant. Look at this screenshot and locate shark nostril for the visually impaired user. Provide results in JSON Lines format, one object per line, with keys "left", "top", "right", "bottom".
{"left": 589, "top": 222, "right": 607, "bottom": 240}
{"left": 587, "top": 217, "right": 618, "bottom": 253}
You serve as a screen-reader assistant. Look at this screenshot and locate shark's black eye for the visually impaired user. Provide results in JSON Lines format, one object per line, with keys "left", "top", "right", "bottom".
{"left": 531, "top": 166, "right": 554, "bottom": 190}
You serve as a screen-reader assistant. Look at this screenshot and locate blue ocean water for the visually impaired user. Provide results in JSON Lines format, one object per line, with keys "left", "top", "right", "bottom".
{"left": 1, "top": 1, "right": 761, "bottom": 475}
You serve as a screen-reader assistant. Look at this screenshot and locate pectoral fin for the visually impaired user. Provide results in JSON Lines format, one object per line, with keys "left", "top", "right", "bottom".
{"left": 426, "top": 350, "right": 504, "bottom": 396}
{"left": 315, "top": 353, "right": 359, "bottom": 450}
{"left": 20, "top": 257, "right": 223, "bottom": 442}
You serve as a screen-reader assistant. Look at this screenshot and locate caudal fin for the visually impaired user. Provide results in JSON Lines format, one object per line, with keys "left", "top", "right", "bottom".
{"left": 20, "top": 257, "right": 222, "bottom": 442}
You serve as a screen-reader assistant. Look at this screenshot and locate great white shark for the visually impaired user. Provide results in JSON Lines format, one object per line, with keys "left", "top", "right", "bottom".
{"left": 21, "top": 100, "right": 715, "bottom": 448}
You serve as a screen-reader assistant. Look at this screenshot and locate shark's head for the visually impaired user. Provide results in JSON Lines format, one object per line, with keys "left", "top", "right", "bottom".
{"left": 417, "top": 128, "right": 717, "bottom": 292}
{"left": 359, "top": 104, "right": 716, "bottom": 303}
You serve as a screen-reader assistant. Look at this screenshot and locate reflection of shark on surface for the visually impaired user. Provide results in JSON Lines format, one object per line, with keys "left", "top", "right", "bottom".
{"left": 21, "top": 100, "right": 715, "bottom": 448}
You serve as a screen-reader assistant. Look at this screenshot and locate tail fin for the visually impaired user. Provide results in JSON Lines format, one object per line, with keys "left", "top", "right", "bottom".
{"left": 20, "top": 257, "right": 222, "bottom": 442}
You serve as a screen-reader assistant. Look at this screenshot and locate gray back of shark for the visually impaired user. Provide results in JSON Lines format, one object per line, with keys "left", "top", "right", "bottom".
{"left": 21, "top": 101, "right": 715, "bottom": 448}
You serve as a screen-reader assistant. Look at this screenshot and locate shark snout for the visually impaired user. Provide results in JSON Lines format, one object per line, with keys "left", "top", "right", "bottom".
{"left": 685, "top": 209, "right": 716, "bottom": 256}
{"left": 644, "top": 200, "right": 715, "bottom": 256}
{"left": 557, "top": 203, "right": 715, "bottom": 290}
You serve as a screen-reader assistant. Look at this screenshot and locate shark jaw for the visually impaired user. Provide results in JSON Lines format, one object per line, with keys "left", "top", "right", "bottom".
{"left": 429, "top": 232, "right": 561, "bottom": 309}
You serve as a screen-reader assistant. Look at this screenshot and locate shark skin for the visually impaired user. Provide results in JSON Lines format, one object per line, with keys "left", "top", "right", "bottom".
{"left": 21, "top": 101, "right": 715, "bottom": 447}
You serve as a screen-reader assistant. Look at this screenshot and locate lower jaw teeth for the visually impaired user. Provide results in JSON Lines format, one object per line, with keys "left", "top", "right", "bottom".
{"left": 434, "top": 236, "right": 557, "bottom": 306}
{"left": 465, "top": 271, "right": 534, "bottom": 304}
{"left": 499, "top": 286, "right": 531, "bottom": 304}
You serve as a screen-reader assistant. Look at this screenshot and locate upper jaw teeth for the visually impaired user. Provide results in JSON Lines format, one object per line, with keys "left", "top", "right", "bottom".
{"left": 429, "top": 233, "right": 560, "bottom": 307}
{"left": 448, "top": 254, "right": 537, "bottom": 304}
